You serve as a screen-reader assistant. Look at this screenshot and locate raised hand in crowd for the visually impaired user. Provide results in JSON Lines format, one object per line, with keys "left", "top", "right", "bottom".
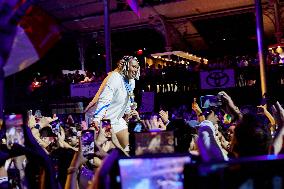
{"left": 57, "top": 129, "right": 78, "bottom": 151}
{"left": 95, "top": 126, "right": 108, "bottom": 146}
{"left": 159, "top": 110, "right": 169, "bottom": 125}
{"left": 141, "top": 115, "right": 166, "bottom": 131}
{"left": 94, "top": 126, "right": 128, "bottom": 156}
{"left": 130, "top": 109, "right": 140, "bottom": 121}
{"left": 157, "top": 118, "right": 167, "bottom": 130}
{"left": 192, "top": 98, "right": 205, "bottom": 122}
{"left": 28, "top": 115, "right": 59, "bottom": 153}
{"left": 65, "top": 138, "right": 87, "bottom": 189}
{"left": 257, "top": 104, "right": 267, "bottom": 110}
{"left": 141, "top": 119, "right": 151, "bottom": 130}
{"left": 218, "top": 91, "right": 242, "bottom": 121}
{"left": 192, "top": 98, "right": 202, "bottom": 115}
{"left": 257, "top": 104, "right": 276, "bottom": 128}
{"left": 271, "top": 102, "right": 284, "bottom": 154}
{"left": 93, "top": 140, "right": 108, "bottom": 160}
{"left": 1, "top": 124, "right": 57, "bottom": 189}
{"left": 90, "top": 120, "right": 99, "bottom": 133}
{"left": 23, "top": 124, "right": 58, "bottom": 189}
{"left": 124, "top": 109, "right": 140, "bottom": 122}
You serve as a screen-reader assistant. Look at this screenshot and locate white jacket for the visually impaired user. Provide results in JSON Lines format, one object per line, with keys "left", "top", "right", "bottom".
{"left": 86, "top": 71, "right": 135, "bottom": 132}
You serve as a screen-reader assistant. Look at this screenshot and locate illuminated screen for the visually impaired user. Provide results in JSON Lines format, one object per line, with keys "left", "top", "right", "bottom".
{"left": 134, "top": 131, "right": 175, "bottom": 155}
{"left": 118, "top": 156, "right": 191, "bottom": 189}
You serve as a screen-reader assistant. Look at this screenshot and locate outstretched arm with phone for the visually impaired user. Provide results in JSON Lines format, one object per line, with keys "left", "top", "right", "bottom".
{"left": 65, "top": 138, "right": 87, "bottom": 189}
{"left": 1, "top": 123, "right": 58, "bottom": 189}
{"left": 192, "top": 98, "right": 205, "bottom": 122}
{"left": 218, "top": 91, "right": 243, "bottom": 122}
{"left": 271, "top": 102, "right": 284, "bottom": 154}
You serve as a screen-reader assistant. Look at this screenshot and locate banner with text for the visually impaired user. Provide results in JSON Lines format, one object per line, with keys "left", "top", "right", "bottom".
{"left": 200, "top": 69, "right": 235, "bottom": 89}
{"left": 70, "top": 82, "right": 101, "bottom": 98}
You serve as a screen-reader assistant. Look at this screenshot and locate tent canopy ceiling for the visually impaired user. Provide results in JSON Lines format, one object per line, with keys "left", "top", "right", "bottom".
{"left": 36, "top": 0, "right": 280, "bottom": 53}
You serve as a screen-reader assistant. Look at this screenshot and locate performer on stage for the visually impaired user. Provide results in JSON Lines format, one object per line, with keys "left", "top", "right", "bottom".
{"left": 85, "top": 56, "right": 140, "bottom": 150}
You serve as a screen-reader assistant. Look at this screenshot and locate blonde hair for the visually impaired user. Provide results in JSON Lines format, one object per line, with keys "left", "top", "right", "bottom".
{"left": 117, "top": 56, "right": 140, "bottom": 80}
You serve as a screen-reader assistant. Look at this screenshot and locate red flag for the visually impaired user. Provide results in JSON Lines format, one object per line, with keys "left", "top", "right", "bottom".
{"left": 4, "top": 6, "right": 61, "bottom": 76}
{"left": 19, "top": 6, "right": 61, "bottom": 57}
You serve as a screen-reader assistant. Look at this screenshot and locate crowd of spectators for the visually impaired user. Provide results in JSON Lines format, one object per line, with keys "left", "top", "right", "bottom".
{"left": 61, "top": 70, "right": 106, "bottom": 84}
{"left": 26, "top": 52, "right": 284, "bottom": 96}
{"left": 138, "top": 53, "right": 284, "bottom": 93}
{"left": 2, "top": 91, "right": 284, "bottom": 188}
{"left": 146, "top": 51, "right": 284, "bottom": 72}
{"left": 29, "top": 70, "right": 106, "bottom": 91}
{"left": 2, "top": 1, "right": 284, "bottom": 188}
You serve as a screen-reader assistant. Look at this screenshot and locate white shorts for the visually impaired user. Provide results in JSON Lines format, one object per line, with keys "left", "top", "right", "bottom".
{"left": 111, "top": 118, "right": 128, "bottom": 133}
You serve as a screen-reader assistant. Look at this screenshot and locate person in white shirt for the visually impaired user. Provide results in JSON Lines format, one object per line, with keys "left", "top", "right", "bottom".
{"left": 84, "top": 56, "right": 140, "bottom": 150}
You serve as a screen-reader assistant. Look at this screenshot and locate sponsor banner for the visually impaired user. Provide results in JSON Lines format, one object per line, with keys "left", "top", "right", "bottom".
{"left": 200, "top": 69, "right": 235, "bottom": 89}
{"left": 140, "top": 91, "right": 155, "bottom": 113}
{"left": 70, "top": 82, "right": 101, "bottom": 98}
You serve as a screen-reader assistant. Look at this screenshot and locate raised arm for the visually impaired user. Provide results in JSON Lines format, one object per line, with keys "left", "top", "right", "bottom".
{"left": 84, "top": 73, "right": 113, "bottom": 113}
{"left": 65, "top": 138, "right": 87, "bottom": 189}
{"left": 192, "top": 98, "right": 205, "bottom": 122}
{"left": 257, "top": 104, "right": 276, "bottom": 126}
{"left": 218, "top": 91, "right": 243, "bottom": 122}
{"left": 271, "top": 102, "right": 284, "bottom": 154}
{"left": 86, "top": 73, "right": 118, "bottom": 127}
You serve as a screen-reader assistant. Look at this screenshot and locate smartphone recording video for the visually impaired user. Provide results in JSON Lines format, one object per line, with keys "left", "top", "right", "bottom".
{"left": 131, "top": 131, "right": 175, "bottom": 156}
{"left": 5, "top": 114, "right": 25, "bottom": 149}
{"left": 200, "top": 95, "right": 222, "bottom": 109}
{"left": 81, "top": 130, "right": 95, "bottom": 158}
{"left": 101, "top": 119, "right": 111, "bottom": 137}
{"left": 118, "top": 155, "right": 191, "bottom": 189}
{"left": 50, "top": 120, "right": 61, "bottom": 135}
{"left": 128, "top": 121, "right": 144, "bottom": 133}
{"left": 133, "top": 122, "right": 143, "bottom": 132}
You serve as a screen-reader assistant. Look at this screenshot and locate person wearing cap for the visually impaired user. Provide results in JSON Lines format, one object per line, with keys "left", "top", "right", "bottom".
{"left": 85, "top": 56, "right": 140, "bottom": 150}
{"left": 197, "top": 120, "right": 228, "bottom": 162}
